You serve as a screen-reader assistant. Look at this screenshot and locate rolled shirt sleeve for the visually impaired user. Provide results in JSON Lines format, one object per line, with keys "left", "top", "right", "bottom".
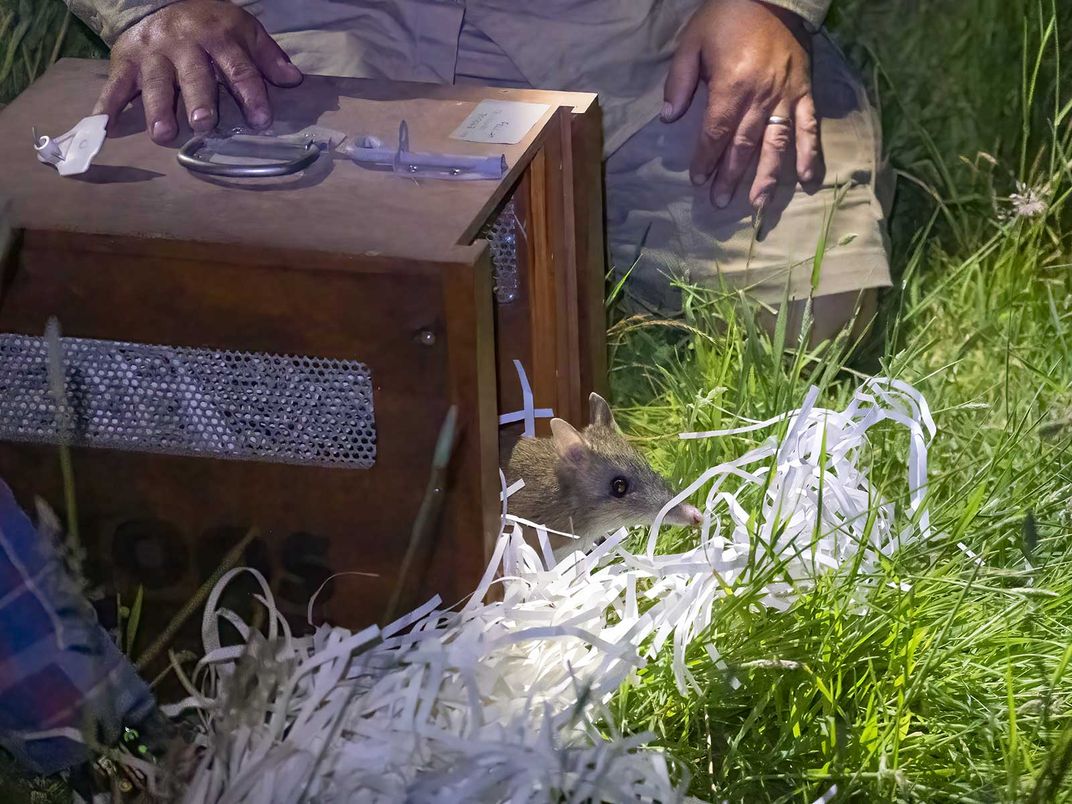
{"left": 64, "top": 0, "right": 184, "bottom": 46}
{"left": 763, "top": 0, "right": 832, "bottom": 29}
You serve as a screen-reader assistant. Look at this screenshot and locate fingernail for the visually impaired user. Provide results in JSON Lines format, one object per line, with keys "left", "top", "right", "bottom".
{"left": 151, "top": 121, "right": 172, "bottom": 141}
{"left": 250, "top": 109, "right": 270, "bottom": 128}
{"left": 661, "top": 102, "right": 673, "bottom": 121}
{"left": 278, "top": 59, "right": 301, "bottom": 80}
{"left": 800, "top": 168, "right": 813, "bottom": 182}
{"left": 715, "top": 193, "right": 731, "bottom": 208}
{"left": 191, "top": 107, "right": 213, "bottom": 125}
{"left": 690, "top": 172, "right": 708, "bottom": 187}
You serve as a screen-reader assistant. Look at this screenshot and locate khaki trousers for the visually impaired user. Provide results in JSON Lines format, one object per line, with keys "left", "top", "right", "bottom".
{"left": 238, "top": 0, "right": 893, "bottom": 321}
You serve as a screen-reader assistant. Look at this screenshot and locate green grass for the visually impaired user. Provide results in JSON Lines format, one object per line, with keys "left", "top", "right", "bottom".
{"left": 3, "top": 0, "right": 1072, "bottom": 801}
{"left": 0, "top": 0, "right": 103, "bottom": 106}
{"left": 606, "top": 1, "right": 1072, "bottom": 800}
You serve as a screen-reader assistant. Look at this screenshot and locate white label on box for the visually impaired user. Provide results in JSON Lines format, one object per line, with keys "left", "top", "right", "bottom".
{"left": 450, "top": 100, "right": 551, "bottom": 144}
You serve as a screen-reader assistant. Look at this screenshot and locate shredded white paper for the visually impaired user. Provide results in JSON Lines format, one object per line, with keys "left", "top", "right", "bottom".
{"left": 498, "top": 359, "right": 554, "bottom": 438}
{"left": 163, "top": 378, "right": 934, "bottom": 803}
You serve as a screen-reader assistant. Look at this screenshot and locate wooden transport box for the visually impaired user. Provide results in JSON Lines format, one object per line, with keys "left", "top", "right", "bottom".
{"left": 0, "top": 59, "right": 606, "bottom": 646}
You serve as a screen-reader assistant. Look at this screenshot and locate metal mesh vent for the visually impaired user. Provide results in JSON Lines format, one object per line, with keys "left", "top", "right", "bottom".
{"left": 482, "top": 197, "right": 520, "bottom": 304}
{"left": 0, "top": 334, "right": 376, "bottom": 469}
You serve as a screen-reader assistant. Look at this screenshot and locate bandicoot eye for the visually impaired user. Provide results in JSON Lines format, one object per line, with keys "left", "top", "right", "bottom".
{"left": 611, "top": 477, "right": 629, "bottom": 497}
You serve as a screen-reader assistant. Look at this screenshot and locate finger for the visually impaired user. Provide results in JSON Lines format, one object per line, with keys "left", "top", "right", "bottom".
{"left": 710, "top": 106, "right": 768, "bottom": 208}
{"left": 249, "top": 26, "right": 303, "bottom": 87}
{"left": 138, "top": 54, "right": 178, "bottom": 143}
{"left": 749, "top": 115, "right": 794, "bottom": 210}
{"left": 689, "top": 81, "right": 745, "bottom": 186}
{"left": 93, "top": 60, "right": 138, "bottom": 127}
{"left": 794, "top": 93, "right": 822, "bottom": 183}
{"left": 662, "top": 39, "right": 700, "bottom": 123}
{"left": 173, "top": 48, "right": 219, "bottom": 133}
{"left": 210, "top": 43, "right": 272, "bottom": 129}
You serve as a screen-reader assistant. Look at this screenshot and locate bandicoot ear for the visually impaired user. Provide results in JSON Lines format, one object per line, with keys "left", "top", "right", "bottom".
{"left": 550, "top": 418, "right": 587, "bottom": 463}
{"left": 589, "top": 392, "right": 617, "bottom": 430}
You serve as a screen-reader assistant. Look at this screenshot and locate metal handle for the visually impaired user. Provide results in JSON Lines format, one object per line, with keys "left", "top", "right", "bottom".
{"left": 177, "top": 134, "right": 320, "bottom": 178}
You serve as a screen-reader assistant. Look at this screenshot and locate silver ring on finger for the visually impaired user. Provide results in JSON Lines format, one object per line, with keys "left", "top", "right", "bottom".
{"left": 767, "top": 115, "right": 793, "bottom": 127}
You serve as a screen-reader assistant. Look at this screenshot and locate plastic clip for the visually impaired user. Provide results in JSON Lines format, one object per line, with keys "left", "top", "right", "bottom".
{"left": 33, "top": 115, "right": 108, "bottom": 177}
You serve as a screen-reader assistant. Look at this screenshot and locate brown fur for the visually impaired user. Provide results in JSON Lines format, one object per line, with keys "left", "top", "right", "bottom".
{"left": 501, "top": 394, "right": 700, "bottom": 556}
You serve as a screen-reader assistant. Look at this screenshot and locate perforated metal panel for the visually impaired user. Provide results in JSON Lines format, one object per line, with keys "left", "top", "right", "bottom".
{"left": 0, "top": 334, "right": 376, "bottom": 468}
{"left": 483, "top": 197, "right": 520, "bottom": 304}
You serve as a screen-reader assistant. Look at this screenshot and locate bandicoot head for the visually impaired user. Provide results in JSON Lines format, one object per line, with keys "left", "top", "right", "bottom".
{"left": 549, "top": 393, "right": 703, "bottom": 536}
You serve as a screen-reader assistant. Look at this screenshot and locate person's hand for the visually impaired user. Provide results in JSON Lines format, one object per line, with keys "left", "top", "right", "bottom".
{"left": 93, "top": 0, "right": 303, "bottom": 144}
{"left": 662, "top": 0, "right": 822, "bottom": 212}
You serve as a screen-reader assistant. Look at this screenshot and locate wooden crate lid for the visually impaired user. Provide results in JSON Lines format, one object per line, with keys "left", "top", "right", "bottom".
{"left": 0, "top": 59, "right": 595, "bottom": 265}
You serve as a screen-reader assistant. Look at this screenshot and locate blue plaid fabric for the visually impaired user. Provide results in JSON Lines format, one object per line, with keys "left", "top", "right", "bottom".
{"left": 0, "top": 477, "right": 156, "bottom": 776}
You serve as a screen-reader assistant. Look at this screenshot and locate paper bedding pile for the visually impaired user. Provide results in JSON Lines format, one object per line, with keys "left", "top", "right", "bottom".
{"left": 158, "top": 378, "right": 934, "bottom": 804}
